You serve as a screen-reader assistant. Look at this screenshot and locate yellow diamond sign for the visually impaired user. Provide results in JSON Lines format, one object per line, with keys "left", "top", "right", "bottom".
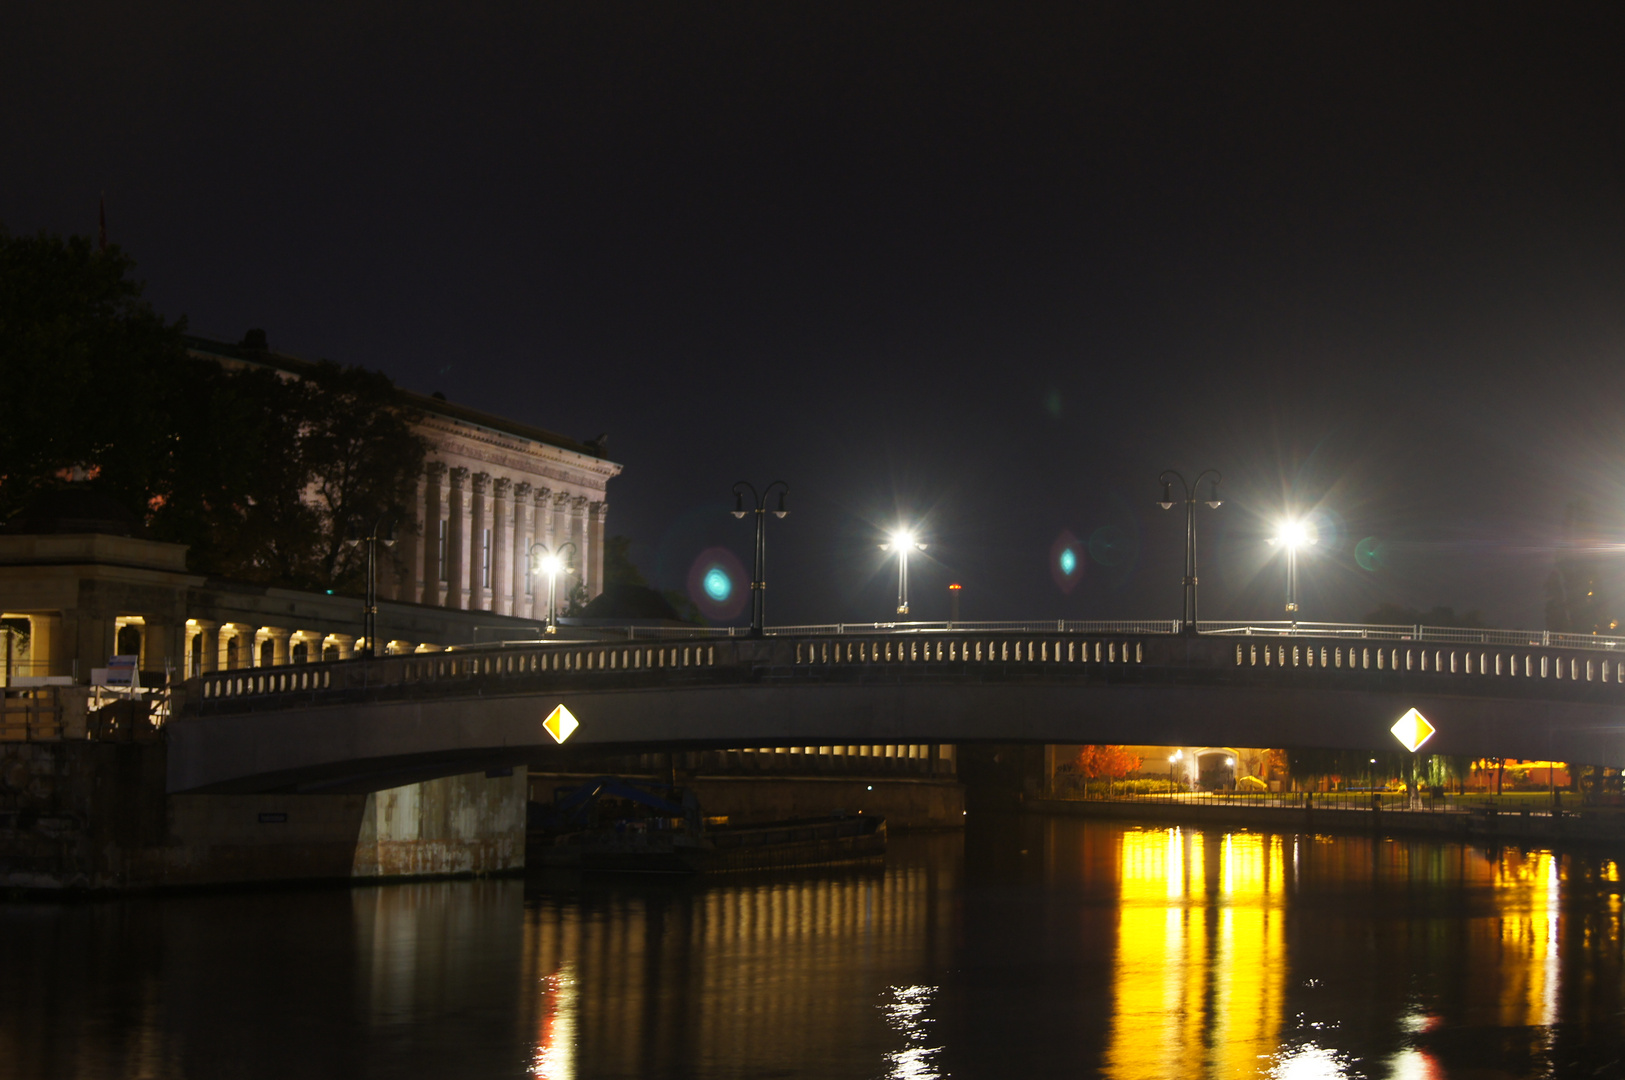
{"left": 1390, "top": 708, "right": 1435, "bottom": 753}
{"left": 543, "top": 704, "right": 579, "bottom": 744}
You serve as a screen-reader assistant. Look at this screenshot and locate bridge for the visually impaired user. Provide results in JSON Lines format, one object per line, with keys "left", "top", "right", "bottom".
{"left": 166, "top": 619, "right": 1625, "bottom": 793}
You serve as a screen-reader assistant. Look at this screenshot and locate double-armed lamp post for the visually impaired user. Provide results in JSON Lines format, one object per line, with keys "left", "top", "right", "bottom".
{"left": 345, "top": 517, "right": 396, "bottom": 658}
{"left": 1157, "top": 469, "right": 1222, "bottom": 635}
{"left": 881, "top": 528, "right": 927, "bottom": 615}
{"left": 528, "top": 541, "right": 578, "bottom": 634}
{"left": 731, "top": 481, "right": 788, "bottom": 637}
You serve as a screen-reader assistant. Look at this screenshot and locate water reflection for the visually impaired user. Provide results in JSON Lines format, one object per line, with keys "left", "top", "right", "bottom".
{"left": 880, "top": 985, "right": 942, "bottom": 1080}
{"left": 516, "top": 857, "right": 957, "bottom": 1078}
{"left": 1106, "top": 829, "right": 1285, "bottom": 1078}
{"left": 2, "top": 822, "right": 1624, "bottom": 1078}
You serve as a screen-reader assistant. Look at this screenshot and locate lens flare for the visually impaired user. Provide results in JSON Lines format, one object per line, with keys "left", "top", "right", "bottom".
{"left": 1355, "top": 536, "right": 1387, "bottom": 572}
{"left": 1088, "top": 525, "right": 1128, "bottom": 567}
{"left": 1049, "top": 529, "right": 1084, "bottom": 594}
{"left": 703, "top": 566, "right": 731, "bottom": 602}
{"left": 687, "top": 547, "right": 749, "bottom": 620}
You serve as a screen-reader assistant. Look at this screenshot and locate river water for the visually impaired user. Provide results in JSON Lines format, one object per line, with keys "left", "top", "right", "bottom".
{"left": 2, "top": 815, "right": 1623, "bottom": 1079}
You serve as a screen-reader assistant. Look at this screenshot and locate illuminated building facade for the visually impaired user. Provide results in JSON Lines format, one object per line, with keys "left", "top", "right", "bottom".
{"left": 191, "top": 335, "right": 623, "bottom": 615}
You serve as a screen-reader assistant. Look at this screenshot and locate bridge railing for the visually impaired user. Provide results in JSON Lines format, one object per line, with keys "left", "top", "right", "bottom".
{"left": 183, "top": 620, "right": 1625, "bottom": 717}
{"left": 771, "top": 620, "right": 1187, "bottom": 636}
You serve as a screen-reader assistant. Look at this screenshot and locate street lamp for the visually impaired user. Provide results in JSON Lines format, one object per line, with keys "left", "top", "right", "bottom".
{"left": 880, "top": 528, "right": 927, "bottom": 615}
{"left": 344, "top": 517, "right": 396, "bottom": 658}
{"left": 1157, "top": 469, "right": 1222, "bottom": 634}
{"left": 528, "top": 541, "right": 578, "bottom": 634}
{"left": 732, "top": 481, "right": 789, "bottom": 637}
{"left": 1169, "top": 749, "right": 1183, "bottom": 794}
{"left": 1266, "top": 516, "right": 1318, "bottom": 627}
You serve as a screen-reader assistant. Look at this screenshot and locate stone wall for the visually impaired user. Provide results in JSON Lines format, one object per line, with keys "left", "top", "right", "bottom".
{"left": 0, "top": 741, "right": 526, "bottom": 892}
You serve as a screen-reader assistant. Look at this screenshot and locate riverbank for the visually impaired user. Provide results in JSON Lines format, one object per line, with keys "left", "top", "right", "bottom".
{"left": 1028, "top": 794, "right": 1625, "bottom": 851}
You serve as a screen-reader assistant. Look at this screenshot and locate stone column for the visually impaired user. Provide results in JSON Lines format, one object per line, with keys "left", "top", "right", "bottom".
{"left": 423, "top": 462, "right": 449, "bottom": 607}
{"left": 512, "top": 482, "right": 534, "bottom": 620}
{"left": 145, "top": 620, "right": 180, "bottom": 676}
{"left": 587, "top": 501, "right": 608, "bottom": 600}
{"left": 447, "top": 467, "right": 471, "bottom": 610}
{"left": 492, "top": 477, "right": 513, "bottom": 616}
{"left": 568, "top": 496, "right": 589, "bottom": 608}
{"left": 470, "top": 472, "right": 492, "bottom": 612}
{"left": 189, "top": 620, "right": 219, "bottom": 675}
{"left": 544, "top": 488, "right": 561, "bottom": 550}
{"left": 266, "top": 627, "right": 291, "bottom": 667}
{"left": 393, "top": 466, "right": 429, "bottom": 604}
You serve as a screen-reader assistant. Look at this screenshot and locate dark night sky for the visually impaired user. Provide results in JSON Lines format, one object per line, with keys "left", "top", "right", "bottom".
{"left": 6, "top": 3, "right": 1625, "bottom": 629}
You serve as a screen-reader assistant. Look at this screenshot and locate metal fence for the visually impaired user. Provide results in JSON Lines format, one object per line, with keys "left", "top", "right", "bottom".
{"left": 761, "top": 618, "right": 1625, "bottom": 653}
{"left": 1045, "top": 785, "right": 1600, "bottom": 819}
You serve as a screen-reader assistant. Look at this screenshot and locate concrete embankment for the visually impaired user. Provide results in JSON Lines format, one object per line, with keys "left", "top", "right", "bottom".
{"left": 0, "top": 740, "right": 527, "bottom": 892}
{"left": 1028, "top": 796, "right": 1625, "bottom": 852}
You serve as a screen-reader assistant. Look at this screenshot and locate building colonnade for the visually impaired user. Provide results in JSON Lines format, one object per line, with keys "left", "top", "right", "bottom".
{"left": 388, "top": 463, "right": 608, "bottom": 617}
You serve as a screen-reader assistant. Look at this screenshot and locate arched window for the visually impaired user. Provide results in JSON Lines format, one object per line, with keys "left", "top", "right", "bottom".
{"left": 291, "top": 641, "right": 309, "bottom": 664}
{"left": 189, "top": 632, "right": 203, "bottom": 677}
{"left": 225, "top": 638, "right": 239, "bottom": 669}
{"left": 116, "top": 624, "right": 142, "bottom": 658}
{"left": 259, "top": 639, "right": 275, "bottom": 667}
{"left": 323, "top": 644, "right": 339, "bottom": 662}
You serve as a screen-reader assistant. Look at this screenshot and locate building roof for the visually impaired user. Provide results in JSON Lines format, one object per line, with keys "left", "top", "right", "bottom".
{"left": 184, "top": 334, "right": 613, "bottom": 461}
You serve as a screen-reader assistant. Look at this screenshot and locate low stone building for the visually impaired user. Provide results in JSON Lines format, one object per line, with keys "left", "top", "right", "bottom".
{"left": 0, "top": 488, "right": 549, "bottom": 685}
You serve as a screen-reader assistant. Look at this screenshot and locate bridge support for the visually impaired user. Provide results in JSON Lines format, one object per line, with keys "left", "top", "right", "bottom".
{"left": 0, "top": 740, "right": 527, "bottom": 891}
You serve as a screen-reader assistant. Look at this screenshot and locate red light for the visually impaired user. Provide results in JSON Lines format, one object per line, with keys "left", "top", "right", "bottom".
{"left": 948, "top": 583, "right": 962, "bottom": 590}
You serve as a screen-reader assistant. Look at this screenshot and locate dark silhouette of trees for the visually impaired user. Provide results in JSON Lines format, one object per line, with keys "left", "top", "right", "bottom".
{"left": 1, "top": 227, "right": 426, "bottom": 591}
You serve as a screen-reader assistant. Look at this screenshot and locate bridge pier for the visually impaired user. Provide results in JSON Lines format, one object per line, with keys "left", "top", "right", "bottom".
{"left": 0, "top": 740, "right": 527, "bottom": 891}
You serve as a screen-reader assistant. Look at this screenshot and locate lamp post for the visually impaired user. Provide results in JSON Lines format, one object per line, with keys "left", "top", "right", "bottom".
{"left": 881, "top": 528, "right": 927, "bottom": 616}
{"left": 345, "top": 518, "right": 397, "bottom": 658}
{"left": 1169, "top": 749, "right": 1183, "bottom": 795}
{"left": 1157, "top": 469, "right": 1222, "bottom": 635}
{"left": 1267, "top": 517, "right": 1317, "bottom": 628}
{"left": 731, "top": 481, "right": 789, "bottom": 637}
{"left": 528, "top": 541, "right": 578, "bottom": 634}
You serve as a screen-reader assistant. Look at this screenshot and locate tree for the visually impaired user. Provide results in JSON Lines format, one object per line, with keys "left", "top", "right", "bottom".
{"left": 1, "top": 228, "right": 429, "bottom": 592}
{"left": 1362, "top": 603, "right": 1487, "bottom": 629}
{"left": 1546, "top": 499, "right": 1616, "bottom": 634}
{"left": 1074, "top": 745, "right": 1141, "bottom": 798}
{"left": 570, "top": 535, "right": 706, "bottom": 624}
{"left": 299, "top": 361, "right": 427, "bottom": 589}
{"left": 0, "top": 226, "right": 191, "bottom": 522}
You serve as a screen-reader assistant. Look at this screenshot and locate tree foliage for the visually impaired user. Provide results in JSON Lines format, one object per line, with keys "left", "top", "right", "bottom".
{"left": 1362, "top": 603, "right": 1486, "bottom": 628}
{"left": 1074, "top": 745, "right": 1141, "bottom": 780}
{"left": 0, "top": 227, "right": 192, "bottom": 521}
{"left": 573, "top": 535, "right": 705, "bottom": 624}
{"left": 0, "top": 227, "right": 426, "bottom": 592}
{"left": 1545, "top": 499, "right": 1615, "bottom": 633}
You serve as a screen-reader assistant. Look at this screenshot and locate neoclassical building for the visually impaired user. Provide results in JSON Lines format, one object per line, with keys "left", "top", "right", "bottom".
{"left": 190, "top": 335, "right": 623, "bottom": 617}
{"left": 0, "top": 335, "right": 621, "bottom": 685}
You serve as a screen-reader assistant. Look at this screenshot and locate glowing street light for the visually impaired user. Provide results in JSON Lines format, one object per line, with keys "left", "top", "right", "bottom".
{"left": 1169, "top": 749, "right": 1183, "bottom": 793}
{"left": 1266, "top": 516, "right": 1318, "bottom": 626}
{"left": 1157, "top": 469, "right": 1222, "bottom": 635}
{"left": 732, "top": 481, "right": 789, "bottom": 638}
{"left": 528, "top": 541, "right": 578, "bottom": 634}
{"left": 880, "top": 528, "right": 927, "bottom": 615}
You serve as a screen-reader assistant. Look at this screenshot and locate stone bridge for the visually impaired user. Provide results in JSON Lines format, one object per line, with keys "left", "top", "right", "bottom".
{"left": 166, "top": 623, "right": 1625, "bottom": 793}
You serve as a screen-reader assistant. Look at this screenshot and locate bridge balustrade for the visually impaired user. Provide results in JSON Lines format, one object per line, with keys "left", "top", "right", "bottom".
{"left": 1234, "top": 639, "right": 1624, "bottom": 685}
{"left": 183, "top": 625, "right": 1625, "bottom": 718}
